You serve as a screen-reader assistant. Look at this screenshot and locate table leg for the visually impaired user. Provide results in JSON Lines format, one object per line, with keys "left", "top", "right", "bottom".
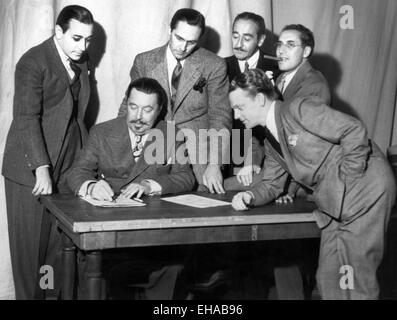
{"left": 61, "top": 234, "right": 76, "bottom": 300}
{"left": 85, "top": 251, "right": 105, "bottom": 300}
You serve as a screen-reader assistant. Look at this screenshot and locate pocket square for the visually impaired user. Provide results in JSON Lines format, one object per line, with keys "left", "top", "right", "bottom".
{"left": 287, "top": 134, "right": 299, "bottom": 147}
{"left": 193, "top": 77, "right": 207, "bottom": 93}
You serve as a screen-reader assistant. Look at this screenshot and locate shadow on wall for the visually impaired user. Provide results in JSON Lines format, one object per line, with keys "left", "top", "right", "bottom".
{"left": 310, "top": 54, "right": 359, "bottom": 120}
{"left": 199, "top": 26, "right": 221, "bottom": 54}
{"left": 261, "top": 28, "right": 278, "bottom": 57}
{"left": 85, "top": 22, "right": 107, "bottom": 130}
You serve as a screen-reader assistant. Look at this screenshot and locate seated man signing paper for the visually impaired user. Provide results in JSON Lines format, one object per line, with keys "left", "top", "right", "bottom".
{"left": 67, "top": 78, "right": 195, "bottom": 299}
{"left": 67, "top": 77, "right": 195, "bottom": 201}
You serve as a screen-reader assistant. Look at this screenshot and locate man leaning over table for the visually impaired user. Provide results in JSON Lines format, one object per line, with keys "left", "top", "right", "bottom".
{"left": 230, "top": 69, "right": 395, "bottom": 300}
{"left": 67, "top": 77, "right": 195, "bottom": 299}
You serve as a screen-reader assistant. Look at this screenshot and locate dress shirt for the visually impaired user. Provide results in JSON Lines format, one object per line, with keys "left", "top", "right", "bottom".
{"left": 280, "top": 64, "right": 301, "bottom": 94}
{"left": 53, "top": 36, "right": 77, "bottom": 80}
{"left": 238, "top": 49, "right": 260, "bottom": 73}
{"left": 265, "top": 101, "right": 279, "bottom": 142}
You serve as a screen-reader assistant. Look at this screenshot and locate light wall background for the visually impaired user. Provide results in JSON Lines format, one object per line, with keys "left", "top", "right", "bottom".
{"left": 0, "top": 0, "right": 396, "bottom": 299}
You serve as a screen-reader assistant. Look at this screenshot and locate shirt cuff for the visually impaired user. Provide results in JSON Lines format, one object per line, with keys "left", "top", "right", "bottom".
{"left": 78, "top": 180, "right": 97, "bottom": 197}
{"left": 36, "top": 165, "right": 50, "bottom": 170}
{"left": 246, "top": 191, "right": 255, "bottom": 206}
{"left": 143, "top": 179, "right": 162, "bottom": 196}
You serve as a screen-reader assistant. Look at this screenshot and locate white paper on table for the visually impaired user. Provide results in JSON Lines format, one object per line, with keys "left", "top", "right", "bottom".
{"left": 162, "top": 194, "right": 230, "bottom": 208}
{"left": 80, "top": 195, "right": 146, "bottom": 207}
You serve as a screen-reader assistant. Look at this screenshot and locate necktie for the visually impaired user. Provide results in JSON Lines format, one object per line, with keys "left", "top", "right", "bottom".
{"left": 244, "top": 61, "right": 250, "bottom": 72}
{"left": 132, "top": 135, "right": 143, "bottom": 161}
{"left": 69, "top": 60, "right": 81, "bottom": 83}
{"left": 171, "top": 59, "right": 182, "bottom": 109}
{"left": 278, "top": 74, "right": 286, "bottom": 94}
{"left": 69, "top": 60, "right": 81, "bottom": 116}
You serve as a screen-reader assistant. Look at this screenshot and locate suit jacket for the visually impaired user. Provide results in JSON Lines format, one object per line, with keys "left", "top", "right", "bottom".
{"left": 225, "top": 50, "right": 279, "bottom": 83}
{"left": 225, "top": 51, "right": 279, "bottom": 168}
{"left": 249, "top": 96, "right": 390, "bottom": 227}
{"left": 2, "top": 37, "right": 90, "bottom": 186}
{"left": 67, "top": 118, "right": 195, "bottom": 195}
{"left": 276, "top": 60, "right": 330, "bottom": 104}
{"left": 119, "top": 44, "right": 232, "bottom": 178}
{"left": 250, "top": 60, "right": 331, "bottom": 167}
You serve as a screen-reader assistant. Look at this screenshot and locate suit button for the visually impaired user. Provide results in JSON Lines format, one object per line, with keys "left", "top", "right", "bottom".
{"left": 122, "top": 174, "right": 128, "bottom": 178}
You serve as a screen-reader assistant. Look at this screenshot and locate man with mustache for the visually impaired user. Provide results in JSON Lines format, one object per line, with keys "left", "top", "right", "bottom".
{"left": 2, "top": 5, "right": 94, "bottom": 299}
{"left": 224, "top": 12, "right": 279, "bottom": 188}
{"left": 68, "top": 77, "right": 195, "bottom": 299}
{"left": 118, "top": 8, "right": 232, "bottom": 195}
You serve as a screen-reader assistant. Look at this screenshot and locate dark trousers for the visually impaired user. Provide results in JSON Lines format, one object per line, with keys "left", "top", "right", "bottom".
{"left": 5, "top": 179, "right": 48, "bottom": 299}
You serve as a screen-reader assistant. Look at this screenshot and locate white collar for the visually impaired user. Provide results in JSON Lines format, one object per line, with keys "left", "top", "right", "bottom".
{"left": 238, "top": 49, "right": 260, "bottom": 72}
{"left": 128, "top": 128, "right": 149, "bottom": 148}
{"left": 53, "top": 36, "right": 71, "bottom": 66}
{"left": 166, "top": 44, "right": 186, "bottom": 67}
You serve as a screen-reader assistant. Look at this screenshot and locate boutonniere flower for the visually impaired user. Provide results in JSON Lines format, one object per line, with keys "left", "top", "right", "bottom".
{"left": 265, "top": 70, "right": 274, "bottom": 80}
{"left": 193, "top": 77, "right": 207, "bottom": 93}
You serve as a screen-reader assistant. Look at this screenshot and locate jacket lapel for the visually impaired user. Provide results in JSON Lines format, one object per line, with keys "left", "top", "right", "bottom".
{"left": 281, "top": 60, "right": 312, "bottom": 100}
{"left": 125, "top": 121, "right": 168, "bottom": 183}
{"left": 273, "top": 100, "right": 299, "bottom": 178}
{"left": 47, "top": 38, "right": 72, "bottom": 95}
{"left": 152, "top": 45, "right": 172, "bottom": 115}
{"left": 173, "top": 49, "right": 202, "bottom": 114}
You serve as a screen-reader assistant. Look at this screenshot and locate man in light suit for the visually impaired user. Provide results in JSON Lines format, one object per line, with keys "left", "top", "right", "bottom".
{"left": 118, "top": 8, "right": 232, "bottom": 194}
{"left": 231, "top": 69, "right": 396, "bottom": 299}
{"left": 68, "top": 78, "right": 195, "bottom": 299}
{"left": 276, "top": 24, "right": 330, "bottom": 103}
{"left": 2, "top": 5, "right": 94, "bottom": 299}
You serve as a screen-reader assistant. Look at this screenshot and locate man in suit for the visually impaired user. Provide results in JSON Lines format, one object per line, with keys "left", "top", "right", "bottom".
{"left": 226, "top": 24, "right": 330, "bottom": 193}
{"left": 118, "top": 8, "right": 232, "bottom": 194}
{"left": 68, "top": 77, "right": 195, "bottom": 299}
{"left": 276, "top": 24, "right": 330, "bottom": 104}
{"left": 2, "top": 5, "right": 94, "bottom": 299}
{"left": 231, "top": 69, "right": 396, "bottom": 299}
{"left": 224, "top": 12, "right": 278, "bottom": 183}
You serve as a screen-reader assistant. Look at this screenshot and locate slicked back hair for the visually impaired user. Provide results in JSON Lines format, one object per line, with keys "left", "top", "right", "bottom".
{"left": 56, "top": 5, "right": 94, "bottom": 32}
{"left": 230, "top": 69, "right": 278, "bottom": 101}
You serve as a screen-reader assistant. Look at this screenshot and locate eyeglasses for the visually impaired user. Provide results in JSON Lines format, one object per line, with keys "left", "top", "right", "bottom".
{"left": 275, "top": 41, "right": 305, "bottom": 50}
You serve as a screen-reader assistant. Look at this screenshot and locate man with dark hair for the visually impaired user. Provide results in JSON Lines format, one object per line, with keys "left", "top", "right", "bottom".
{"left": 230, "top": 69, "right": 396, "bottom": 299}
{"left": 276, "top": 24, "right": 330, "bottom": 103}
{"left": 228, "top": 24, "right": 331, "bottom": 195}
{"left": 68, "top": 77, "right": 195, "bottom": 300}
{"left": 224, "top": 12, "right": 279, "bottom": 188}
{"left": 68, "top": 77, "right": 195, "bottom": 201}
{"left": 2, "top": 5, "right": 94, "bottom": 299}
{"left": 118, "top": 8, "right": 232, "bottom": 195}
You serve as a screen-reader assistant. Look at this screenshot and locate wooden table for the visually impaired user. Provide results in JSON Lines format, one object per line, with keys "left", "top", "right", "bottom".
{"left": 40, "top": 192, "right": 320, "bottom": 299}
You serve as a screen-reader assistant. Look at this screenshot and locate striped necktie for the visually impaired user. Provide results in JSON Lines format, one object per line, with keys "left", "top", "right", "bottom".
{"left": 132, "top": 134, "right": 143, "bottom": 161}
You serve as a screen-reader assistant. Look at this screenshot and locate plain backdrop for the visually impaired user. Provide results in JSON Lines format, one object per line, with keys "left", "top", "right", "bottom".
{"left": 0, "top": 0, "right": 396, "bottom": 299}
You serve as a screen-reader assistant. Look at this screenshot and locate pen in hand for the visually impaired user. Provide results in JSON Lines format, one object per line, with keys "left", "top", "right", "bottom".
{"left": 100, "top": 173, "right": 117, "bottom": 202}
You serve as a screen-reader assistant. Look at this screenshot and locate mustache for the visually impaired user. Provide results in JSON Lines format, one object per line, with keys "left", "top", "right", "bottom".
{"left": 130, "top": 120, "right": 147, "bottom": 125}
{"left": 233, "top": 47, "right": 246, "bottom": 52}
